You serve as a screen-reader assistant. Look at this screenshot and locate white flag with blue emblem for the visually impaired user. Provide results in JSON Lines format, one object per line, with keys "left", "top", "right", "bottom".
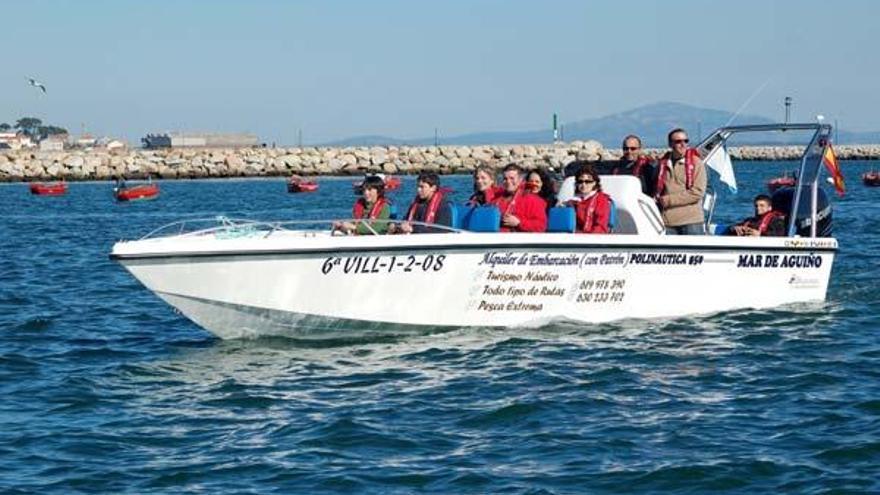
{"left": 704, "top": 144, "right": 737, "bottom": 193}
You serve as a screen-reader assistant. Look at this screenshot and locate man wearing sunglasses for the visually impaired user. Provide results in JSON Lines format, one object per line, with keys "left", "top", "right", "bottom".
{"left": 604, "top": 134, "right": 655, "bottom": 196}
{"left": 655, "top": 128, "right": 707, "bottom": 235}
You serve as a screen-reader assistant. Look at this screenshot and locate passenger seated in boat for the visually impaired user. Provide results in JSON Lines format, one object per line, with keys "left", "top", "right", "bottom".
{"left": 565, "top": 163, "right": 613, "bottom": 234}
{"left": 593, "top": 135, "right": 655, "bottom": 196}
{"left": 468, "top": 164, "right": 504, "bottom": 205}
{"left": 727, "top": 194, "right": 786, "bottom": 237}
{"left": 491, "top": 163, "right": 547, "bottom": 232}
{"left": 655, "top": 128, "right": 707, "bottom": 235}
{"left": 395, "top": 172, "right": 453, "bottom": 234}
{"left": 525, "top": 168, "right": 558, "bottom": 210}
{"left": 333, "top": 175, "right": 392, "bottom": 235}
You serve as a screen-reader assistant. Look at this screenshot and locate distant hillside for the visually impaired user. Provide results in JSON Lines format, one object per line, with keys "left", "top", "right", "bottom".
{"left": 322, "top": 102, "right": 879, "bottom": 147}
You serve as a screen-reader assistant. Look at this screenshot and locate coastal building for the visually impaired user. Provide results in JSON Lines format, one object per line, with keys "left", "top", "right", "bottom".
{"left": 95, "top": 137, "right": 127, "bottom": 150}
{"left": 39, "top": 138, "right": 65, "bottom": 151}
{"left": 0, "top": 132, "right": 35, "bottom": 150}
{"left": 75, "top": 134, "right": 98, "bottom": 148}
{"left": 142, "top": 132, "right": 259, "bottom": 149}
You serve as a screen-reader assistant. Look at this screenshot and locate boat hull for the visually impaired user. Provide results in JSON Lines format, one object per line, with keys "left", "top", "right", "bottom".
{"left": 862, "top": 174, "right": 880, "bottom": 187}
{"left": 113, "top": 233, "right": 837, "bottom": 339}
{"left": 30, "top": 183, "right": 68, "bottom": 196}
{"left": 116, "top": 184, "right": 159, "bottom": 201}
{"left": 287, "top": 182, "right": 319, "bottom": 193}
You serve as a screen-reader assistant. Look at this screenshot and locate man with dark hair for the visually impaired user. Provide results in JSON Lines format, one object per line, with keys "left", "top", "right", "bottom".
{"left": 490, "top": 163, "right": 547, "bottom": 232}
{"left": 727, "top": 194, "right": 786, "bottom": 237}
{"left": 397, "top": 172, "right": 453, "bottom": 234}
{"left": 603, "top": 134, "right": 655, "bottom": 195}
{"left": 655, "top": 128, "right": 707, "bottom": 235}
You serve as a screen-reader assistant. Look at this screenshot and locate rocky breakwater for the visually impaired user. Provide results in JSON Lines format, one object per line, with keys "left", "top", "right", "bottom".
{"left": 1, "top": 143, "right": 878, "bottom": 182}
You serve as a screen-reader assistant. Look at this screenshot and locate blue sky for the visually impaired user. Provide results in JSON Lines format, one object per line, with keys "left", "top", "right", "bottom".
{"left": 1, "top": 0, "right": 875, "bottom": 144}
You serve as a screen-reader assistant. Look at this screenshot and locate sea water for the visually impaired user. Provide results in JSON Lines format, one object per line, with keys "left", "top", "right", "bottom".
{"left": 1, "top": 162, "right": 878, "bottom": 493}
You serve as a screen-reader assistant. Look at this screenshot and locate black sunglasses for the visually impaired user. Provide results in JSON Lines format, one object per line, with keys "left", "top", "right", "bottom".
{"left": 576, "top": 179, "right": 595, "bottom": 185}
{"left": 623, "top": 146, "right": 640, "bottom": 151}
{"left": 671, "top": 138, "right": 689, "bottom": 144}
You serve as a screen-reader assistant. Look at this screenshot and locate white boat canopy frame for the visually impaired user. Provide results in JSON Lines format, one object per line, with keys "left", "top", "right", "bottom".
{"left": 696, "top": 122, "right": 833, "bottom": 238}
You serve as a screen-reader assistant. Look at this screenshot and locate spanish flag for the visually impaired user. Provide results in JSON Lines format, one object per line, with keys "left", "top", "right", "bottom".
{"left": 823, "top": 144, "right": 845, "bottom": 197}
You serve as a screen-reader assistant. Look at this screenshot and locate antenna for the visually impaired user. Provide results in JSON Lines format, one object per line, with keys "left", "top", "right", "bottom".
{"left": 724, "top": 77, "right": 773, "bottom": 127}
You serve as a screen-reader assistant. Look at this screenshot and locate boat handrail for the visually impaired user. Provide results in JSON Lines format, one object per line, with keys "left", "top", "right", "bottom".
{"left": 697, "top": 122, "right": 833, "bottom": 238}
{"left": 137, "top": 216, "right": 464, "bottom": 241}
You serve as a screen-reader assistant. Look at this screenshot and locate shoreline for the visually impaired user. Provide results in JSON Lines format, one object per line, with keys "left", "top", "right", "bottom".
{"left": 2, "top": 143, "right": 878, "bottom": 182}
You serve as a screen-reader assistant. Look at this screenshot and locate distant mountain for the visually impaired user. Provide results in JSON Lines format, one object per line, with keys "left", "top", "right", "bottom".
{"left": 321, "top": 102, "right": 879, "bottom": 147}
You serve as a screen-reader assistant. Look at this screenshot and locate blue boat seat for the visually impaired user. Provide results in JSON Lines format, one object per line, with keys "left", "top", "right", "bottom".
{"left": 710, "top": 223, "right": 728, "bottom": 235}
{"left": 547, "top": 207, "right": 576, "bottom": 233}
{"left": 450, "top": 203, "right": 474, "bottom": 230}
{"left": 466, "top": 205, "right": 501, "bottom": 232}
{"left": 608, "top": 199, "right": 617, "bottom": 232}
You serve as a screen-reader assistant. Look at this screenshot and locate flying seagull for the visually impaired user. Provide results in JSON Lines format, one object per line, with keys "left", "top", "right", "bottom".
{"left": 27, "top": 77, "right": 47, "bottom": 93}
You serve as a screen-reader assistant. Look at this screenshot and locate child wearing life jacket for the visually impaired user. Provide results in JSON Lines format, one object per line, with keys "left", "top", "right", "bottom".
{"left": 728, "top": 194, "right": 786, "bottom": 237}
{"left": 333, "top": 175, "right": 392, "bottom": 235}
{"left": 397, "top": 172, "right": 453, "bottom": 234}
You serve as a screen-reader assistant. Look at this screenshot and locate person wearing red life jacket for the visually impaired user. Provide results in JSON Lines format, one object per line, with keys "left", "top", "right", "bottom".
{"left": 333, "top": 175, "right": 392, "bottom": 235}
{"left": 525, "top": 168, "right": 558, "bottom": 211}
{"left": 491, "top": 163, "right": 547, "bottom": 232}
{"left": 467, "top": 164, "right": 504, "bottom": 206}
{"left": 611, "top": 135, "right": 655, "bottom": 196}
{"left": 655, "top": 128, "right": 708, "bottom": 235}
{"left": 397, "top": 172, "right": 453, "bottom": 234}
{"left": 565, "top": 163, "right": 613, "bottom": 234}
{"left": 727, "top": 194, "right": 786, "bottom": 237}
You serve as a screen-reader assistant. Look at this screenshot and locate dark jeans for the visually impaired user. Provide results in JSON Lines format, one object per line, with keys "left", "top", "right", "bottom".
{"left": 666, "top": 223, "right": 706, "bottom": 235}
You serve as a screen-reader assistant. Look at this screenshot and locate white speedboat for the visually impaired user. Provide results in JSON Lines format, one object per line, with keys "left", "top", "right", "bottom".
{"left": 111, "top": 124, "right": 838, "bottom": 339}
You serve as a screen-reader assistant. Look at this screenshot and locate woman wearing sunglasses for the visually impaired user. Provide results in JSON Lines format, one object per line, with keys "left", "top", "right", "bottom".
{"left": 567, "top": 163, "right": 612, "bottom": 234}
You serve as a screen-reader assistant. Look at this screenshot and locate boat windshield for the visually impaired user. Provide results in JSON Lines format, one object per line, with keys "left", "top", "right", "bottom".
{"left": 697, "top": 123, "right": 834, "bottom": 238}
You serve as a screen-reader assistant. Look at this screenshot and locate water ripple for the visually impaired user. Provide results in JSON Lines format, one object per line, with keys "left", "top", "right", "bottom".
{"left": 1, "top": 169, "right": 879, "bottom": 493}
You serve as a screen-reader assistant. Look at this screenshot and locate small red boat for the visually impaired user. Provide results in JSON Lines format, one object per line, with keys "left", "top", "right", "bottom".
{"left": 353, "top": 174, "right": 402, "bottom": 194}
{"left": 384, "top": 176, "right": 402, "bottom": 190}
{"left": 115, "top": 182, "right": 159, "bottom": 201}
{"left": 863, "top": 171, "right": 880, "bottom": 187}
{"left": 767, "top": 173, "right": 796, "bottom": 192}
{"left": 287, "top": 176, "right": 319, "bottom": 193}
{"left": 30, "top": 182, "right": 68, "bottom": 196}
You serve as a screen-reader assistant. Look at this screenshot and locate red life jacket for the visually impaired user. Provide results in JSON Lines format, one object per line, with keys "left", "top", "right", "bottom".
{"left": 757, "top": 210, "right": 784, "bottom": 234}
{"left": 406, "top": 189, "right": 447, "bottom": 224}
{"left": 494, "top": 185, "right": 525, "bottom": 215}
{"left": 568, "top": 192, "right": 611, "bottom": 233}
{"left": 655, "top": 148, "right": 700, "bottom": 199}
{"left": 614, "top": 156, "right": 653, "bottom": 177}
{"left": 352, "top": 197, "right": 388, "bottom": 220}
{"left": 469, "top": 185, "right": 503, "bottom": 205}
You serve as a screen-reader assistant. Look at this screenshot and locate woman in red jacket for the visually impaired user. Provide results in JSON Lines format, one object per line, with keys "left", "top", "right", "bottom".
{"left": 567, "top": 164, "right": 612, "bottom": 234}
{"left": 468, "top": 165, "right": 504, "bottom": 205}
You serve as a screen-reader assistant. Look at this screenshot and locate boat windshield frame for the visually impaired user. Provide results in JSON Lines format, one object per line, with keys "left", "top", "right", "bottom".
{"left": 696, "top": 122, "right": 833, "bottom": 238}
